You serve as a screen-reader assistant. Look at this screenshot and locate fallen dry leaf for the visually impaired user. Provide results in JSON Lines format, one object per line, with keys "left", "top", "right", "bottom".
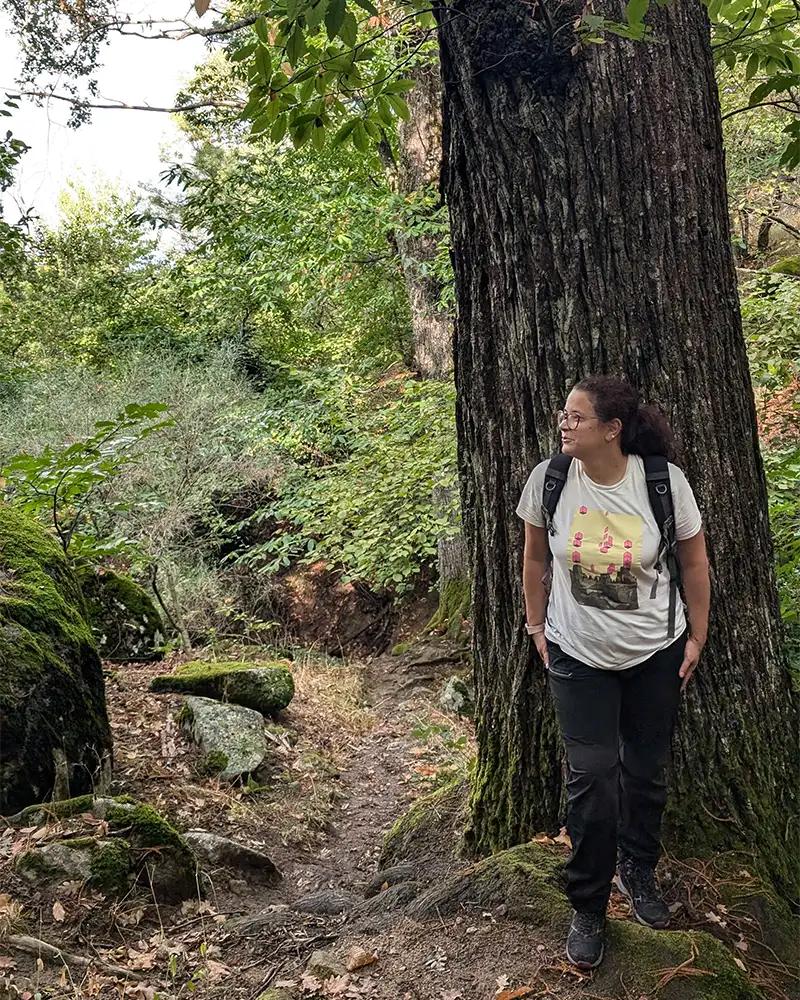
{"left": 734, "top": 957, "right": 747, "bottom": 972}
{"left": 205, "top": 959, "right": 230, "bottom": 982}
{"left": 440, "top": 992, "right": 463, "bottom": 1000}
{"left": 324, "top": 975, "right": 351, "bottom": 994}
{"left": 0, "top": 956, "right": 17, "bottom": 970}
{"left": 735, "top": 937, "right": 749, "bottom": 952}
{"left": 498, "top": 989, "right": 535, "bottom": 1000}
{"left": 346, "top": 946, "right": 377, "bottom": 971}
{"left": 553, "top": 827, "right": 572, "bottom": 848}
{"left": 52, "top": 900, "right": 66, "bottom": 923}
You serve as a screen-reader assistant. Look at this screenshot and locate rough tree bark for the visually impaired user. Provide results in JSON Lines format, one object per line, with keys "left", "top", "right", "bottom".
{"left": 435, "top": 0, "right": 798, "bottom": 894}
{"left": 394, "top": 52, "right": 453, "bottom": 379}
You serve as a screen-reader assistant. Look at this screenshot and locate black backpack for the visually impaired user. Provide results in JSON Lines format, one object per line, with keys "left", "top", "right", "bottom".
{"left": 540, "top": 454, "right": 680, "bottom": 638}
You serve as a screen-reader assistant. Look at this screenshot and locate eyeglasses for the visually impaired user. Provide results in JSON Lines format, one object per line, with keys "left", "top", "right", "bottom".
{"left": 556, "top": 409, "right": 599, "bottom": 431}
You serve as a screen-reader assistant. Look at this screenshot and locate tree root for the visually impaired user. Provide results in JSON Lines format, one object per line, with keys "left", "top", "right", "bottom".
{"left": 8, "top": 934, "right": 143, "bottom": 980}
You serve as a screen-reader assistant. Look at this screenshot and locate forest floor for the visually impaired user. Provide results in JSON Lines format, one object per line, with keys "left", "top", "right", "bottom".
{"left": 1, "top": 610, "right": 796, "bottom": 1000}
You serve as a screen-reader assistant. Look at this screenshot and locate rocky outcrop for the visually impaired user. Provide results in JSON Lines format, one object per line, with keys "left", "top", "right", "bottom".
{"left": 0, "top": 506, "right": 113, "bottom": 814}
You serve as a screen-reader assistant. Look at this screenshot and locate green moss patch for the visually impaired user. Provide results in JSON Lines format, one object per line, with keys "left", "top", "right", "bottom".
{"left": 90, "top": 838, "right": 132, "bottom": 892}
{"left": 425, "top": 576, "right": 471, "bottom": 639}
{"left": 380, "top": 778, "right": 469, "bottom": 869}
{"left": 78, "top": 567, "right": 164, "bottom": 662}
{"left": 150, "top": 660, "right": 294, "bottom": 715}
{"left": 768, "top": 255, "right": 800, "bottom": 277}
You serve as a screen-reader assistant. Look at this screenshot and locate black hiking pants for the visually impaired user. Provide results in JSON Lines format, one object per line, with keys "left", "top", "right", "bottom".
{"left": 547, "top": 633, "right": 686, "bottom": 914}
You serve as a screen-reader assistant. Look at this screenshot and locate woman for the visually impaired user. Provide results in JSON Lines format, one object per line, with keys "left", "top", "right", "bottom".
{"left": 516, "top": 375, "right": 710, "bottom": 970}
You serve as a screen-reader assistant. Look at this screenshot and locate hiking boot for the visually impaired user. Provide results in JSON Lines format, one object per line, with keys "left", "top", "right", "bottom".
{"left": 566, "top": 910, "right": 605, "bottom": 970}
{"left": 616, "top": 858, "right": 670, "bottom": 929}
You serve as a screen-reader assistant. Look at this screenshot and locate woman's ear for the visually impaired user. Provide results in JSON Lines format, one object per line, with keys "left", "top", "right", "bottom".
{"left": 606, "top": 418, "right": 623, "bottom": 441}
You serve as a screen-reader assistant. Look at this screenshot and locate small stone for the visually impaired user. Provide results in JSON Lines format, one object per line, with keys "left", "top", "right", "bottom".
{"left": 439, "top": 675, "right": 474, "bottom": 717}
{"left": 306, "top": 949, "right": 346, "bottom": 980}
{"left": 184, "top": 830, "right": 278, "bottom": 882}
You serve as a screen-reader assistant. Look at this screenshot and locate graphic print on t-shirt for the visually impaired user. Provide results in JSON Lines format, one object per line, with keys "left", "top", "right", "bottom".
{"left": 567, "top": 508, "right": 643, "bottom": 611}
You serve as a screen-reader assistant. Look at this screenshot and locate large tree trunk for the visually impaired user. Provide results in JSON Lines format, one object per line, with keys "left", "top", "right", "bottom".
{"left": 435, "top": 0, "right": 798, "bottom": 895}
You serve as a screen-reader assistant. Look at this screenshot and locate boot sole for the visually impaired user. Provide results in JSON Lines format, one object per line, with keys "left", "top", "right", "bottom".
{"left": 566, "top": 940, "right": 604, "bottom": 970}
{"left": 615, "top": 874, "right": 670, "bottom": 930}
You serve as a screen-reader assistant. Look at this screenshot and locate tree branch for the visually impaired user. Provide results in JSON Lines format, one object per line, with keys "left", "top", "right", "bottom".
{"left": 18, "top": 91, "right": 244, "bottom": 114}
{"left": 720, "top": 99, "right": 800, "bottom": 120}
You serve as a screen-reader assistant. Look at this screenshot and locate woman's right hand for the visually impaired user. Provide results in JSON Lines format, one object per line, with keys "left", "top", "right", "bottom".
{"left": 533, "top": 632, "right": 549, "bottom": 667}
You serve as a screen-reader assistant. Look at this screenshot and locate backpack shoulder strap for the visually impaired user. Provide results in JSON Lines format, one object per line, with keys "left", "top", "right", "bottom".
{"left": 541, "top": 454, "right": 573, "bottom": 536}
{"left": 644, "top": 454, "right": 680, "bottom": 638}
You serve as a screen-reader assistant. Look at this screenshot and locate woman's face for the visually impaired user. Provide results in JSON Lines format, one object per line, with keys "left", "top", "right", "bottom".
{"left": 558, "top": 390, "right": 615, "bottom": 459}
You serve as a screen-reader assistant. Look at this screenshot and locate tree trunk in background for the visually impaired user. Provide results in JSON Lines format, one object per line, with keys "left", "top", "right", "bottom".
{"left": 436, "top": 0, "right": 798, "bottom": 895}
{"left": 386, "top": 43, "right": 468, "bottom": 614}
{"left": 395, "top": 53, "right": 453, "bottom": 379}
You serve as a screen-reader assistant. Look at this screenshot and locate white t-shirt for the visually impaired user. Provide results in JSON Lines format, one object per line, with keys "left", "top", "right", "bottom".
{"left": 516, "top": 454, "right": 702, "bottom": 671}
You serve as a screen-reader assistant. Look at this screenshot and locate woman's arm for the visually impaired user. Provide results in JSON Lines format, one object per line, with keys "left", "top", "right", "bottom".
{"left": 523, "top": 522, "right": 550, "bottom": 665}
{"left": 677, "top": 529, "right": 710, "bottom": 690}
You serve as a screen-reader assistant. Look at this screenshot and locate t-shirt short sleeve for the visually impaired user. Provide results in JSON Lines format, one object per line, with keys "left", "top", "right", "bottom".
{"left": 516, "top": 460, "right": 550, "bottom": 527}
{"left": 669, "top": 464, "right": 703, "bottom": 541}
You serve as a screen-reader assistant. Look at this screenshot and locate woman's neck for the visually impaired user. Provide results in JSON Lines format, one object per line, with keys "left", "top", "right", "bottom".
{"left": 579, "top": 451, "right": 629, "bottom": 486}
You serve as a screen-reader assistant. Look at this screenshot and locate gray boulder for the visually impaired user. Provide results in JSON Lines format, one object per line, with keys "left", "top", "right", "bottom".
{"left": 181, "top": 696, "right": 267, "bottom": 779}
{"left": 184, "top": 829, "right": 278, "bottom": 882}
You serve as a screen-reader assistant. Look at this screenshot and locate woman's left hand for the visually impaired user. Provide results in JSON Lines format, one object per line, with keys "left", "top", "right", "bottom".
{"left": 679, "top": 636, "right": 704, "bottom": 692}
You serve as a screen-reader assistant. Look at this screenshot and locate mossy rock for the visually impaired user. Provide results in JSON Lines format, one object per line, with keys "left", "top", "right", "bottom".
{"left": 103, "top": 801, "right": 197, "bottom": 899}
{"left": 150, "top": 660, "right": 294, "bottom": 715}
{"left": 17, "top": 835, "right": 130, "bottom": 893}
{"left": 13, "top": 798, "right": 196, "bottom": 900}
{"left": 768, "top": 255, "right": 800, "bottom": 276}
{"left": 181, "top": 696, "right": 267, "bottom": 780}
{"left": 380, "top": 778, "right": 469, "bottom": 870}
{"left": 409, "top": 843, "right": 763, "bottom": 999}
{"left": 78, "top": 567, "right": 164, "bottom": 662}
{"left": 257, "top": 990, "right": 293, "bottom": 1000}
{"left": 0, "top": 506, "right": 113, "bottom": 814}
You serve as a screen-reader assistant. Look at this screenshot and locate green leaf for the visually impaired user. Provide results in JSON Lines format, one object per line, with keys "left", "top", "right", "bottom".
{"left": 250, "top": 114, "right": 272, "bottom": 134}
{"left": 324, "top": 55, "right": 355, "bottom": 72}
{"left": 382, "top": 78, "right": 416, "bottom": 94}
{"left": 331, "top": 117, "right": 358, "bottom": 145}
{"left": 340, "top": 10, "right": 358, "bottom": 47}
{"left": 325, "top": 0, "right": 346, "bottom": 40}
{"left": 287, "top": 23, "right": 306, "bottom": 65}
{"left": 271, "top": 115, "right": 288, "bottom": 141}
{"left": 376, "top": 95, "right": 394, "bottom": 125}
{"left": 312, "top": 122, "right": 327, "bottom": 150}
{"left": 255, "top": 45, "right": 273, "bottom": 84}
{"left": 254, "top": 15, "right": 271, "bottom": 44}
{"left": 386, "top": 93, "right": 410, "bottom": 120}
{"left": 625, "top": 0, "right": 649, "bottom": 25}
{"left": 745, "top": 52, "right": 760, "bottom": 79}
{"left": 352, "top": 0, "right": 379, "bottom": 13}
{"left": 292, "top": 121, "right": 313, "bottom": 147}
{"left": 230, "top": 42, "right": 257, "bottom": 62}
{"left": 306, "top": 0, "right": 329, "bottom": 30}
{"left": 352, "top": 120, "right": 370, "bottom": 152}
